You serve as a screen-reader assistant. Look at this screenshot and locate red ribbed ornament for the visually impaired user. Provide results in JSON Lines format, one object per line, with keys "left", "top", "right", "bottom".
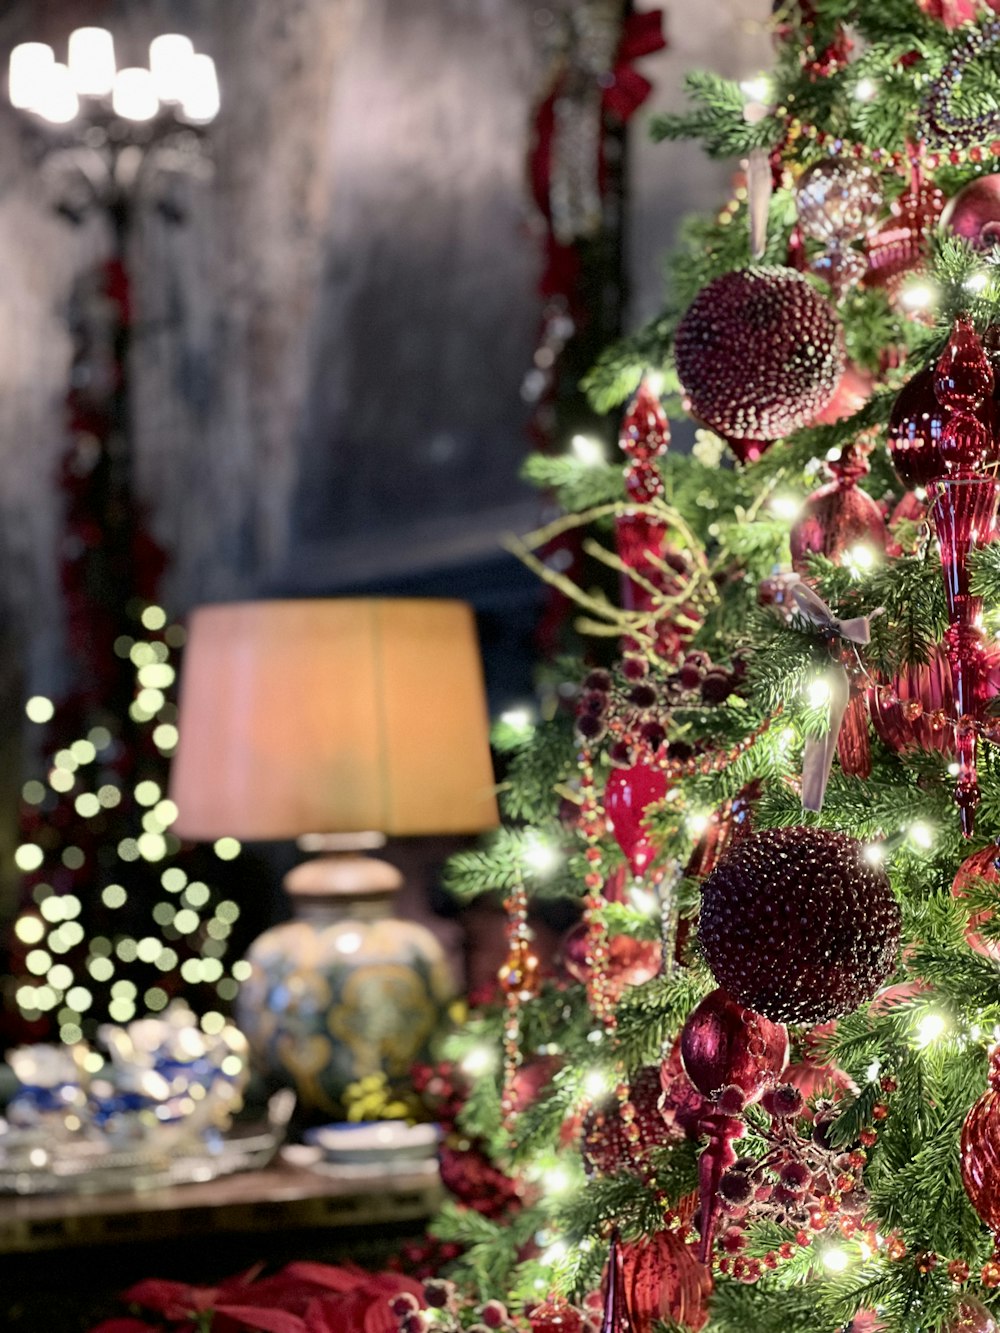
{"left": 870, "top": 644, "right": 957, "bottom": 754}
{"left": 620, "top": 1230, "right": 711, "bottom": 1332}
{"left": 674, "top": 266, "right": 844, "bottom": 463}
{"left": 866, "top": 175, "right": 944, "bottom": 287}
{"left": 961, "top": 1047, "right": 1000, "bottom": 1247}
{"left": 952, "top": 844, "right": 1000, "bottom": 962}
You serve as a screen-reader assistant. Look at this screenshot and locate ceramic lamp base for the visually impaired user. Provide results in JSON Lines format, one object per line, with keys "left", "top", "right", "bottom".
{"left": 234, "top": 851, "right": 455, "bottom": 1118}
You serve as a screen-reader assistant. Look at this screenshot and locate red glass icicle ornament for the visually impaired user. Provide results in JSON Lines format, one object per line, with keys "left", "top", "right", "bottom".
{"left": 680, "top": 988, "right": 789, "bottom": 1264}
{"left": 928, "top": 317, "right": 1000, "bottom": 836}
{"left": 961, "top": 1046, "right": 1000, "bottom": 1256}
{"left": 616, "top": 379, "right": 694, "bottom": 661}
{"left": 601, "top": 1229, "right": 636, "bottom": 1333}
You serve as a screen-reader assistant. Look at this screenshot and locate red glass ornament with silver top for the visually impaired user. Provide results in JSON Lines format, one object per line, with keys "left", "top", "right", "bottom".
{"left": 790, "top": 438, "right": 887, "bottom": 574}
{"left": 927, "top": 318, "right": 1000, "bottom": 835}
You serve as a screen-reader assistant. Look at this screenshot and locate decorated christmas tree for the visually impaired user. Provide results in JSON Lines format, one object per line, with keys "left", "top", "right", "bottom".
{"left": 415, "top": 3, "right": 1000, "bottom": 1332}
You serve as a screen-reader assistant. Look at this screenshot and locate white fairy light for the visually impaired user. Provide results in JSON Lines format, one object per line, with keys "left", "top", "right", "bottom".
{"left": 571, "top": 434, "right": 605, "bottom": 467}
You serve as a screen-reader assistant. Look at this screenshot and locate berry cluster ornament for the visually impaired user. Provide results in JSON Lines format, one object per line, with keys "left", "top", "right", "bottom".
{"left": 699, "top": 826, "right": 901, "bottom": 1025}
{"left": 673, "top": 265, "right": 844, "bottom": 463}
{"left": 680, "top": 987, "right": 789, "bottom": 1261}
{"left": 714, "top": 1081, "right": 868, "bottom": 1234}
{"left": 795, "top": 159, "right": 884, "bottom": 296}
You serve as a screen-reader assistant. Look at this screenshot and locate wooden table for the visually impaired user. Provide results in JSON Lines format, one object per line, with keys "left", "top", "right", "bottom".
{"left": 0, "top": 1148, "right": 443, "bottom": 1254}
{"left": 0, "top": 1151, "right": 444, "bottom": 1331}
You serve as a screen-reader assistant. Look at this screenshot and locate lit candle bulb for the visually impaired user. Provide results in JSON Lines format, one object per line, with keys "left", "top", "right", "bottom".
{"left": 67, "top": 28, "right": 115, "bottom": 97}
{"left": 181, "top": 53, "right": 220, "bottom": 123}
{"left": 149, "top": 34, "right": 194, "bottom": 102}
{"left": 34, "top": 63, "right": 79, "bottom": 124}
{"left": 8, "top": 42, "right": 55, "bottom": 111}
{"left": 112, "top": 67, "right": 159, "bottom": 121}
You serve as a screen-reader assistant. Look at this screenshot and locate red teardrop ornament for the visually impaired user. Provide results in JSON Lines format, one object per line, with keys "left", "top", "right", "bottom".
{"left": 604, "top": 762, "right": 668, "bottom": 876}
{"left": 960, "top": 1047, "right": 1000, "bottom": 1245}
{"left": 952, "top": 844, "right": 1000, "bottom": 961}
{"left": 887, "top": 366, "right": 946, "bottom": 492}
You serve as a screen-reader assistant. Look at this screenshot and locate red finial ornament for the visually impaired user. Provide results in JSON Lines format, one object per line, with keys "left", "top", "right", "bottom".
{"left": 928, "top": 318, "right": 1000, "bottom": 835}
{"left": 616, "top": 378, "right": 695, "bottom": 661}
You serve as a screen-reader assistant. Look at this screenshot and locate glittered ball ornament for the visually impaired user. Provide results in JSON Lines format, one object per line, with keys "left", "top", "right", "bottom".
{"left": 947, "top": 1299, "right": 999, "bottom": 1333}
{"left": 528, "top": 1296, "right": 584, "bottom": 1333}
{"left": 582, "top": 1065, "right": 672, "bottom": 1177}
{"left": 961, "top": 1047, "right": 1000, "bottom": 1246}
{"left": 562, "top": 921, "right": 661, "bottom": 999}
{"left": 699, "top": 826, "right": 901, "bottom": 1025}
{"left": 943, "top": 175, "right": 1000, "bottom": 252}
{"left": 952, "top": 844, "right": 1000, "bottom": 962}
{"left": 673, "top": 266, "right": 844, "bottom": 463}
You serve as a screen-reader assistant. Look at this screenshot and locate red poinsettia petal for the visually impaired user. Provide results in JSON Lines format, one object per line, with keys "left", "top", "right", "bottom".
{"left": 282, "top": 1262, "right": 368, "bottom": 1292}
{"left": 87, "top": 1321, "right": 159, "bottom": 1333}
{"left": 121, "top": 1278, "right": 216, "bottom": 1318}
{"left": 213, "top": 1303, "right": 308, "bottom": 1333}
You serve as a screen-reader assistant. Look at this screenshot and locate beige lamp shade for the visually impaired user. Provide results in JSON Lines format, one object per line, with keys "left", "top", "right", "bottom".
{"left": 168, "top": 598, "right": 499, "bottom": 841}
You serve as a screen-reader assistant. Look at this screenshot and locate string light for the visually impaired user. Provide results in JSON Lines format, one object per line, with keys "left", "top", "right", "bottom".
{"left": 915, "top": 1012, "right": 948, "bottom": 1047}
{"left": 570, "top": 434, "right": 605, "bottom": 466}
{"left": 909, "top": 822, "right": 934, "bottom": 851}
{"left": 769, "top": 493, "right": 804, "bottom": 521}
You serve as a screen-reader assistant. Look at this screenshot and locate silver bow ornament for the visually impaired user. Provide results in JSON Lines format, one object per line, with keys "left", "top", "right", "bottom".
{"left": 790, "top": 581, "right": 876, "bottom": 813}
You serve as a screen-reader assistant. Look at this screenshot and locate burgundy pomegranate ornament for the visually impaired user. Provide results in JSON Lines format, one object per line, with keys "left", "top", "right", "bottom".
{"left": 698, "top": 826, "right": 901, "bottom": 1026}
{"left": 674, "top": 266, "right": 844, "bottom": 463}
{"left": 943, "top": 175, "right": 1000, "bottom": 252}
{"left": 680, "top": 987, "right": 789, "bottom": 1264}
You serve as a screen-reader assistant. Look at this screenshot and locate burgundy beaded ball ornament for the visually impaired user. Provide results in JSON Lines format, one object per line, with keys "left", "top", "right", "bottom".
{"left": 699, "top": 826, "right": 901, "bottom": 1025}
{"left": 674, "top": 265, "right": 845, "bottom": 462}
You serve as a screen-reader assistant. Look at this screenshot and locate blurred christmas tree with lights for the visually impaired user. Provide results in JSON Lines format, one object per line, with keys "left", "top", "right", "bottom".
{"left": 5, "top": 256, "right": 250, "bottom": 1047}
{"left": 419, "top": 3, "right": 1000, "bottom": 1332}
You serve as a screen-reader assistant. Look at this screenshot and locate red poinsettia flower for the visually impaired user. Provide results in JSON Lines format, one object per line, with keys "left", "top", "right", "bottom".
{"left": 88, "top": 1321, "right": 159, "bottom": 1333}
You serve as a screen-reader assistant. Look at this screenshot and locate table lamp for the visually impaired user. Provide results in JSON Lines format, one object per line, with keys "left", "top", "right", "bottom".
{"left": 169, "top": 598, "right": 499, "bottom": 1117}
